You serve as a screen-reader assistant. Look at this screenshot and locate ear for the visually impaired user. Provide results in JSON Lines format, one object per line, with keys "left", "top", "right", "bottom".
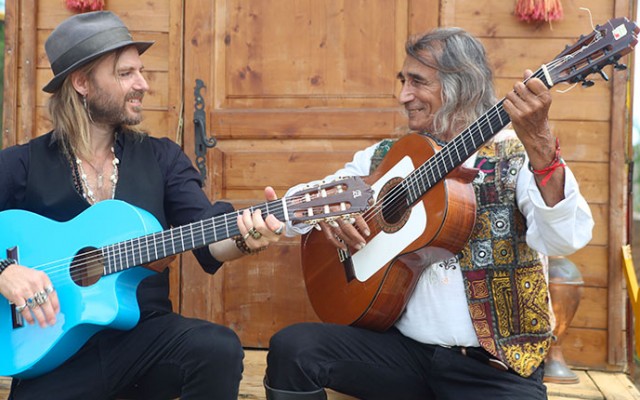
{"left": 70, "top": 71, "right": 89, "bottom": 96}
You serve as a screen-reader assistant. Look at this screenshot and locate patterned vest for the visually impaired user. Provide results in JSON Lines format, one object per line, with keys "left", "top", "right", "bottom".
{"left": 371, "top": 136, "right": 552, "bottom": 377}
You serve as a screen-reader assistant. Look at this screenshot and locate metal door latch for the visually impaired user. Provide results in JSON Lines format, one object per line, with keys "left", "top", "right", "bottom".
{"left": 194, "top": 79, "right": 217, "bottom": 181}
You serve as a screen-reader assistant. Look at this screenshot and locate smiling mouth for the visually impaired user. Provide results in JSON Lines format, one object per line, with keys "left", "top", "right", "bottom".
{"left": 126, "top": 97, "right": 143, "bottom": 109}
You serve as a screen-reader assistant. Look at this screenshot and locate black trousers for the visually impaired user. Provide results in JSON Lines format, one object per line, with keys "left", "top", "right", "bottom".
{"left": 10, "top": 312, "right": 244, "bottom": 400}
{"left": 266, "top": 323, "right": 547, "bottom": 400}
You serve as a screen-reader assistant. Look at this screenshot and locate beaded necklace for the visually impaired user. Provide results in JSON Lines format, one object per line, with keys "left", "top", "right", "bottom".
{"left": 75, "top": 147, "right": 119, "bottom": 204}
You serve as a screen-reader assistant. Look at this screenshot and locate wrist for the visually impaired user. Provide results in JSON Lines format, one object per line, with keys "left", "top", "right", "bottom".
{"left": 528, "top": 136, "right": 558, "bottom": 170}
{"left": 234, "top": 236, "right": 266, "bottom": 256}
{"left": 528, "top": 137, "right": 565, "bottom": 187}
{"left": 0, "top": 258, "right": 17, "bottom": 275}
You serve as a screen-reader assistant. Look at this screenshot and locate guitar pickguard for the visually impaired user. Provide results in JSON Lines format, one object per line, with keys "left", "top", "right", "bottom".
{"left": 351, "top": 156, "right": 427, "bottom": 281}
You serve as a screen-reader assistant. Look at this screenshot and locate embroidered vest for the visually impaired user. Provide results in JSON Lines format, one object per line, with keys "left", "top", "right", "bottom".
{"left": 370, "top": 136, "right": 552, "bottom": 377}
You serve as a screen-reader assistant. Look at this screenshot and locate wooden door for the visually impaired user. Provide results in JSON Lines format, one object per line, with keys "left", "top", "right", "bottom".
{"left": 181, "top": 0, "right": 439, "bottom": 347}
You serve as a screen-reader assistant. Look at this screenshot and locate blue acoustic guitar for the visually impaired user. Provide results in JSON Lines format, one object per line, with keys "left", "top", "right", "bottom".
{"left": 0, "top": 176, "right": 372, "bottom": 379}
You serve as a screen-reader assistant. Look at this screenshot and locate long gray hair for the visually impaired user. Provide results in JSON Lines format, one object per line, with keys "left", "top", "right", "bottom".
{"left": 405, "top": 27, "right": 496, "bottom": 136}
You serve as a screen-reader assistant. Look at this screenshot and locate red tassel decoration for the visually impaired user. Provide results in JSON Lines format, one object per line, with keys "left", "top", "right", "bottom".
{"left": 515, "top": 0, "right": 563, "bottom": 23}
{"left": 65, "top": 0, "right": 105, "bottom": 13}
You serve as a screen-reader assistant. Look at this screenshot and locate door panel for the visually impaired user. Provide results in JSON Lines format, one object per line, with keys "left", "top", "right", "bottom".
{"left": 182, "top": 0, "right": 439, "bottom": 346}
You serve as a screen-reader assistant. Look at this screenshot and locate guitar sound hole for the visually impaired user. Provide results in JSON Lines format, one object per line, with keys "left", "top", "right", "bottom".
{"left": 70, "top": 247, "right": 105, "bottom": 287}
{"left": 377, "top": 177, "right": 411, "bottom": 232}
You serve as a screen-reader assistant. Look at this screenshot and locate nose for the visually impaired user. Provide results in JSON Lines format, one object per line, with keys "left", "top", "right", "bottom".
{"left": 399, "top": 82, "right": 414, "bottom": 104}
{"left": 134, "top": 71, "right": 149, "bottom": 92}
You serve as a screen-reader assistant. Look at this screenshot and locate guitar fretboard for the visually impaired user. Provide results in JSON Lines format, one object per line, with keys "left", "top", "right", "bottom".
{"left": 101, "top": 200, "right": 287, "bottom": 275}
{"left": 401, "top": 68, "right": 548, "bottom": 205}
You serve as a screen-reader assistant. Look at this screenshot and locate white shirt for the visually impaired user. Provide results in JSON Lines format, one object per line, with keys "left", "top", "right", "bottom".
{"left": 287, "top": 130, "right": 594, "bottom": 346}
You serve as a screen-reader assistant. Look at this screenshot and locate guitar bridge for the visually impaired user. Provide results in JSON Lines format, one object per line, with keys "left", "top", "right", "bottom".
{"left": 337, "top": 241, "right": 356, "bottom": 282}
{"left": 6, "top": 246, "right": 24, "bottom": 328}
{"left": 12, "top": 304, "right": 24, "bottom": 329}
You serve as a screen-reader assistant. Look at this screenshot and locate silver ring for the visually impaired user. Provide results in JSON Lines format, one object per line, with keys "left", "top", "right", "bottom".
{"left": 34, "top": 290, "right": 48, "bottom": 306}
{"left": 15, "top": 303, "right": 27, "bottom": 313}
{"left": 45, "top": 285, "right": 55, "bottom": 294}
{"left": 243, "top": 232, "right": 251, "bottom": 241}
{"left": 248, "top": 227, "right": 262, "bottom": 240}
{"left": 274, "top": 224, "right": 284, "bottom": 235}
{"left": 26, "top": 297, "right": 38, "bottom": 309}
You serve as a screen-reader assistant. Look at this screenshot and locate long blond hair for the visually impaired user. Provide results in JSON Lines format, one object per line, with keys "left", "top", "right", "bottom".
{"left": 47, "top": 46, "right": 144, "bottom": 160}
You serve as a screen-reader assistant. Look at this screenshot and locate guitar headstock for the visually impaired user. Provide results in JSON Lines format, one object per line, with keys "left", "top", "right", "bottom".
{"left": 543, "top": 17, "right": 639, "bottom": 87}
{"left": 286, "top": 176, "right": 373, "bottom": 225}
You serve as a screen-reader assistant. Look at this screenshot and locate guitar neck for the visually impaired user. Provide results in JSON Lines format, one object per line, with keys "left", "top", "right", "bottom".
{"left": 402, "top": 67, "right": 549, "bottom": 205}
{"left": 101, "top": 199, "right": 287, "bottom": 275}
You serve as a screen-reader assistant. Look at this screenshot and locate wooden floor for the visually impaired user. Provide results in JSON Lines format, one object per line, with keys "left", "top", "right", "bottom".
{"left": 2, "top": 350, "right": 640, "bottom": 399}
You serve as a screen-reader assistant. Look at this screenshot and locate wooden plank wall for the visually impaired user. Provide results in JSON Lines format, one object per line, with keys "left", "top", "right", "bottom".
{"left": 1, "top": 0, "right": 635, "bottom": 372}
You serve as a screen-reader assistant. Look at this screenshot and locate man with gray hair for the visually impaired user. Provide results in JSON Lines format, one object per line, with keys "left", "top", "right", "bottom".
{"left": 264, "top": 27, "right": 594, "bottom": 400}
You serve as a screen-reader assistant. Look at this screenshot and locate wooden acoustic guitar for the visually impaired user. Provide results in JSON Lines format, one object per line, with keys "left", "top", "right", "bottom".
{"left": 0, "top": 176, "right": 372, "bottom": 379}
{"left": 301, "top": 17, "right": 639, "bottom": 331}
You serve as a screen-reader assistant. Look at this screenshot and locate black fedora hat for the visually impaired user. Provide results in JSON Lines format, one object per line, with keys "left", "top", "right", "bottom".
{"left": 43, "top": 11, "right": 154, "bottom": 93}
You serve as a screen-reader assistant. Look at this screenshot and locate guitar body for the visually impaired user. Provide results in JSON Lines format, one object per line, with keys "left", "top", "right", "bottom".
{"left": 0, "top": 200, "right": 161, "bottom": 378}
{"left": 301, "top": 134, "right": 478, "bottom": 331}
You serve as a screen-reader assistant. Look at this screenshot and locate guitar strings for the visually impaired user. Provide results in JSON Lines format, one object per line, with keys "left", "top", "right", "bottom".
{"left": 26, "top": 192, "right": 334, "bottom": 284}
{"left": 36, "top": 194, "right": 308, "bottom": 283}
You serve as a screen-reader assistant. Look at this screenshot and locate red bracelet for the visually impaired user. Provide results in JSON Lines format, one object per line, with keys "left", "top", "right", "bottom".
{"left": 528, "top": 138, "right": 565, "bottom": 187}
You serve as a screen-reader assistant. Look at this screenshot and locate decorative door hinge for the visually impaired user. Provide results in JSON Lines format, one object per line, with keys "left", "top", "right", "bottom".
{"left": 194, "top": 79, "right": 217, "bottom": 181}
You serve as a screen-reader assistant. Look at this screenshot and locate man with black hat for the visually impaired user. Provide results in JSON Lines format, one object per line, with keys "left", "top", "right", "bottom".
{"left": 0, "top": 10, "right": 285, "bottom": 399}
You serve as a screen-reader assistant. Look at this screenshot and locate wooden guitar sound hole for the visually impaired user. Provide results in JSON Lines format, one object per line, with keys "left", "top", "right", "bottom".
{"left": 70, "top": 247, "right": 105, "bottom": 287}
{"left": 377, "top": 177, "right": 411, "bottom": 233}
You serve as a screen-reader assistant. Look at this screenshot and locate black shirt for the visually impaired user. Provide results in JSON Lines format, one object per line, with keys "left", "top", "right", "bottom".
{"left": 0, "top": 132, "right": 233, "bottom": 313}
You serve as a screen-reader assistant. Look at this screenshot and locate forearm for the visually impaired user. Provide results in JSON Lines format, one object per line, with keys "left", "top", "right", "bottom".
{"left": 527, "top": 137, "right": 566, "bottom": 207}
{"left": 208, "top": 238, "right": 249, "bottom": 262}
{"left": 518, "top": 167, "right": 594, "bottom": 255}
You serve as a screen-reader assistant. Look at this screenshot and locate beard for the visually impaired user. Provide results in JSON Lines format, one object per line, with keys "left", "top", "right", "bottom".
{"left": 87, "top": 84, "right": 144, "bottom": 126}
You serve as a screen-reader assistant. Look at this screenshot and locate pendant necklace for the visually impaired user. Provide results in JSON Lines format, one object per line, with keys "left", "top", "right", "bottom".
{"left": 76, "top": 147, "right": 119, "bottom": 204}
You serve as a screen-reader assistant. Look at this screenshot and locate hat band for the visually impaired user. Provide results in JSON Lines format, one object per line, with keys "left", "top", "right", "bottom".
{"left": 50, "top": 27, "right": 133, "bottom": 75}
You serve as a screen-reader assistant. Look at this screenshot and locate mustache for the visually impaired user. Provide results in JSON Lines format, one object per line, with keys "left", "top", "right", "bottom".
{"left": 125, "top": 91, "right": 145, "bottom": 101}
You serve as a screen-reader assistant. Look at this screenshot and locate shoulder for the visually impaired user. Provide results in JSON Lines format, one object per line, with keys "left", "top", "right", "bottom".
{"left": 120, "top": 131, "right": 184, "bottom": 159}
{"left": 0, "top": 141, "right": 29, "bottom": 160}
{"left": 0, "top": 133, "right": 55, "bottom": 192}
{"left": 0, "top": 132, "right": 54, "bottom": 165}
{"left": 139, "top": 135, "right": 196, "bottom": 176}
{"left": 146, "top": 135, "right": 182, "bottom": 154}
{"left": 149, "top": 138, "right": 189, "bottom": 171}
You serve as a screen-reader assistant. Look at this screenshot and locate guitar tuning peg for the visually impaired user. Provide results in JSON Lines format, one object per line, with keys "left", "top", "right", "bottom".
{"left": 615, "top": 62, "right": 628, "bottom": 71}
{"left": 598, "top": 70, "right": 609, "bottom": 81}
{"left": 581, "top": 80, "right": 595, "bottom": 88}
